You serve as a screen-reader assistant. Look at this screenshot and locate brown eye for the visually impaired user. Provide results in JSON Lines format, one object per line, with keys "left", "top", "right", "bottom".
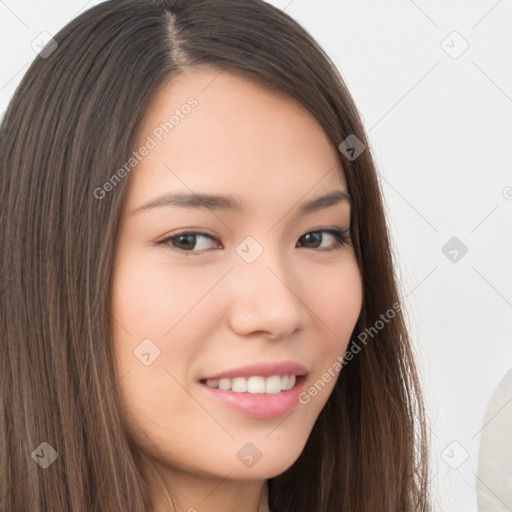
{"left": 157, "top": 232, "right": 220, "bottom": 252}
{"left": 296, "top": 229, "right": 351, "bottom": 250}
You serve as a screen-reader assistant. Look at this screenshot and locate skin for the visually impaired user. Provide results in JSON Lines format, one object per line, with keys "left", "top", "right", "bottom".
{"left": 111, "top": 67, "right": 363, "bottom": 512}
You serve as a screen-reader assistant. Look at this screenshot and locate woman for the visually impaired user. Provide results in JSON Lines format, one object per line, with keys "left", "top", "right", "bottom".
{"left": 0, "top": 0, "right": 432, "bottom": 510}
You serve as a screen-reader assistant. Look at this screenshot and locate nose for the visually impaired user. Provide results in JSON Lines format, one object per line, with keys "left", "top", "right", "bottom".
{"left": 227, "top": 248, "right": 309, "bottom": 340}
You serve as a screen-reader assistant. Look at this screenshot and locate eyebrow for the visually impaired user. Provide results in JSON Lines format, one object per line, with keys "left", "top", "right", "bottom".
{"left": 131, "top": 189, "right": 351, "bottom": 215}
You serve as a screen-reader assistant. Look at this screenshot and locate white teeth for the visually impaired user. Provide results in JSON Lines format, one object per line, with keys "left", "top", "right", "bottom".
{"left": 231, "top": 377, "right": 247, "bottom": 392}
{"left": 246, "top": 376, "right": 265, "bottom": 393}
{"left": 205, "top": 378, "right": 219, "bottom": 389}
{"left": 204, "top": 374, "right": 298, "bottom": 393}
{"left": 265, "top": 375, "right": 282, "bottom": 394}
{"left": 218, "top": 378, "right": 231, "bottom": 391}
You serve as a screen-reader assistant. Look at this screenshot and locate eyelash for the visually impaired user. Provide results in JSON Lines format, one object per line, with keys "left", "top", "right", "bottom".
{"left": 156, "top": 228, "right": 352, "bottom": 253}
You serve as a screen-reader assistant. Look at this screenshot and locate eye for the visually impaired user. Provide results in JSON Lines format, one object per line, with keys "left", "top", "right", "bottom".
{"left": 156, "top": 231, "right": 220, "bottom": 252}
{"left": 157, "top": 228, "right": 352, "bottom": 253}
{"left": 296, "top": 228, "right": 352, "bottom": 251}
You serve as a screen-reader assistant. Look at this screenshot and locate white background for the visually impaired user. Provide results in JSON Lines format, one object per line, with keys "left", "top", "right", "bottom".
{"left": 1, "top": 1, "right": 511, "bottom": 510}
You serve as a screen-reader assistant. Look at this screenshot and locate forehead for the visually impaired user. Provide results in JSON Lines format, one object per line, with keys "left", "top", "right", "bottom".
{"left": 124, "top": 67, "right": 347, "bottom": 210}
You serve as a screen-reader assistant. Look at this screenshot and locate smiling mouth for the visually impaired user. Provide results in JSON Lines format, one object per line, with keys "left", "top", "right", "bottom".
{"left": 199, "top": 374, "right": 306, "bottom": 394}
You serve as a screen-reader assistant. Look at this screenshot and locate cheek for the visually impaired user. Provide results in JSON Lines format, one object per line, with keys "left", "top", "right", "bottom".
{"left": 296, "top": 262, "right": 362, "bottom": 412}
{"left": 111, "top": 250, "right": 224, "bottom": 337}
{"left": 110, "top": 249, "right": 231, "bottom": 394}
{"left": 300, "top": 256, "right": 362, "bottom": 404}
{"left": 110, "top": 251, "right": 204, "bottom": 399}
{"left": 305, "top": 257, "right": 363, "bottom": 347}
{"left": 110, "top": 252, "right": 215, "bottom": 452}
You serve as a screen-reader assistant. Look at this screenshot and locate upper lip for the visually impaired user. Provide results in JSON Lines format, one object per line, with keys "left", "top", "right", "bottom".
{"left": 200, "top": 361, "right": 308, "bottom": 381}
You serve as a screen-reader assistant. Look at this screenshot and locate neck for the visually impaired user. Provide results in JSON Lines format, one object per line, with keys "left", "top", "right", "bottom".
{"left": 146, "top": 464, "right": 270, "bottom": 512}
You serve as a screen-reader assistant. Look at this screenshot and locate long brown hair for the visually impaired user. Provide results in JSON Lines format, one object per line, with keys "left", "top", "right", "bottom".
{"left": 0, "top": 0, "right": 431, "bottom": 510}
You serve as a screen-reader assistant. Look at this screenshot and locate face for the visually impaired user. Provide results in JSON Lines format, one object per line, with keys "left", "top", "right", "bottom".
{"left": 111, "top": 67, "right": 363, "bottom": 499}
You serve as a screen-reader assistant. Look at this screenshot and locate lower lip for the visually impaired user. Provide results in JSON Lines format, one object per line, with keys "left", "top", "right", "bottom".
{"left": 199, "top": 376, "right": 307, "bottom": 419}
